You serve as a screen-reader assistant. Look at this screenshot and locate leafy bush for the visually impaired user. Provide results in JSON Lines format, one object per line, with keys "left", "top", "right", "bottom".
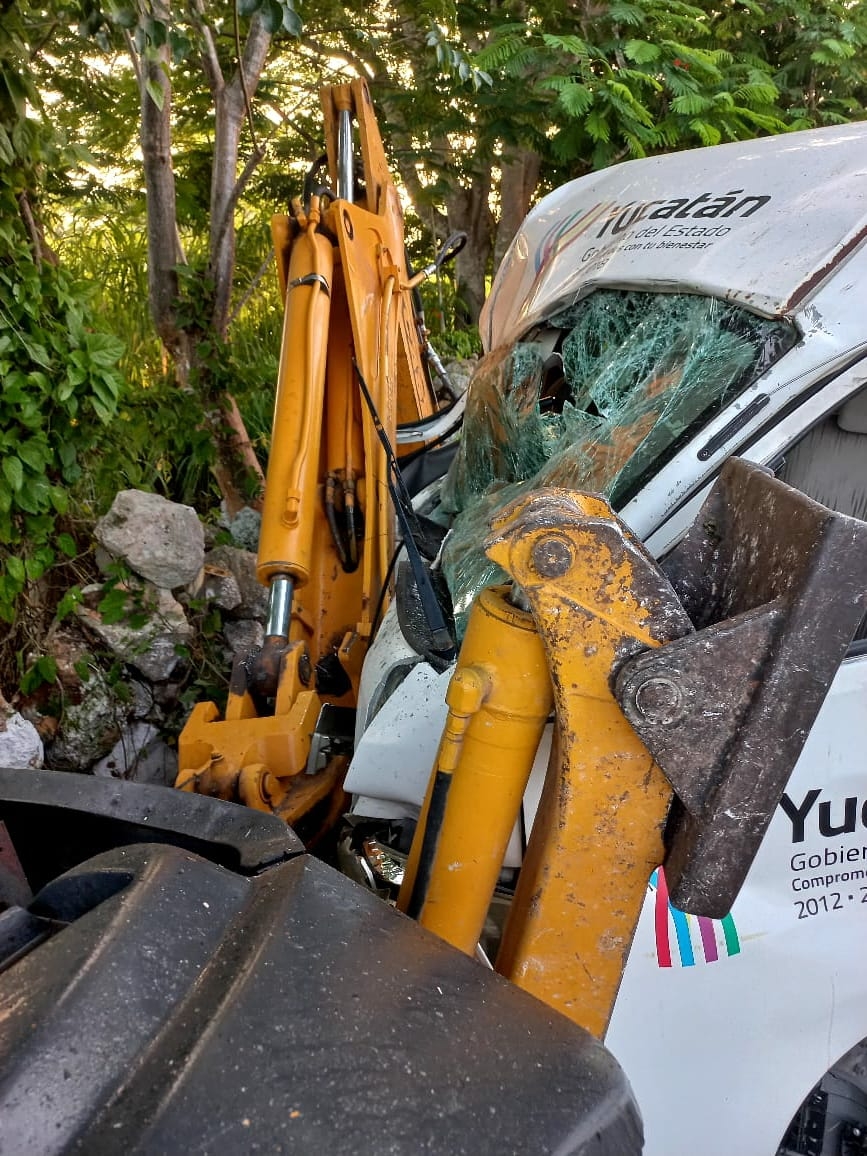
{"left": 0, "top": 187, "right": 124, "bottom": 623}
{"left": 430, "top": 326, "right": 483, "bottom": 360}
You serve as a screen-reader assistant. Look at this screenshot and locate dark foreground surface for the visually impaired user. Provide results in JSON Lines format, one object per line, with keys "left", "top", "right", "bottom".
{"left": 0, "top": 769, "right": 641, "bottom": 1155}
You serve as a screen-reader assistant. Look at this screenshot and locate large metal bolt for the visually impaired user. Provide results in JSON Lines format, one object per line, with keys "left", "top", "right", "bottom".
{"left": 630, "top": 676, "right": 684, "bottom": 726}
{"left": 531, "top": 535, "right": 574, "bottom": 578}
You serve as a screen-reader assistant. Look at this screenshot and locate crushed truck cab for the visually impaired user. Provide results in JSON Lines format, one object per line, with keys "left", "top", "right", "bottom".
{"left": 346, "top": 123, "right": 867, "bottom": 1155}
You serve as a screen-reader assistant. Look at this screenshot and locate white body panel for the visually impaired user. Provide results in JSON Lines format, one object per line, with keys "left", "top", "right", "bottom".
{"left": 347, "top": 653, "right": 450, "bottom": 806}
{"left": 608, "top": 654, "right": 867, "bottom": 1155}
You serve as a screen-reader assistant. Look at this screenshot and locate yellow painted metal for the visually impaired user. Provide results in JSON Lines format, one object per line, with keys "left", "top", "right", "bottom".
{"left": 176, "top": 643, "right": 320, "bottom": 807}
{"left": 483, "top": 489, "right": 692, "bottom": 1038}
{"left": 258, "top": 203, "right": 334, "bottom": 588}
{"left": 396, "top": 587, "right": 553, "bottom": 954}
{"left": 176, "top": 79, "right": 440, "bottom": 827}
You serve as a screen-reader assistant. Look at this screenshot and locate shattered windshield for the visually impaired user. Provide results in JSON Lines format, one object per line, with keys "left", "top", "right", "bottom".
{"left": 439, "top": 289, "right": 796, "bottom": 637}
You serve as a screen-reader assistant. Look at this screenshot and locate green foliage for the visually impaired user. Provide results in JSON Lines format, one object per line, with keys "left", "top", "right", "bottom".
{"left": 474, "top": 0, "right": 867, "bottom": 177}
{"left": 91, "top": 378, "right": 219, "bottom": 506}
{"left": 476, "top": 1, "right": 789, "bottom": 170}
{"left": 55, "top": 211, "right": 277, "bottom": 506}
{"left": 56, "top": 585, "right": 84, "bottom": 622}
{"left": 713, "top": 0, "right": 867, "bottom": 127}
{"left": 433, "top": 327, "right": 483, "bottom": 361}
{"left": 95, "top": 563, "right": 160, "bottom": 629}
{"left": 56, "top": 214, "right": 159, "bottom": 390}
{"left": 426, "top": 24, "right": 492, "bottom": 91}
{"left": 77, "top": 0, "right": 301, "bottom": 56}
{"left": 20, "top": 655, "right": 58, "bottom": 695}
{"left": 0, "top": 218, "right": 124, "bottom": 620}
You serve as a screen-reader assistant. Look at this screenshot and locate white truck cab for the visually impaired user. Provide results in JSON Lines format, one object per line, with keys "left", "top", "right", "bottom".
{"left": 345, "top": 123, "right": 867, "bottom": 1155}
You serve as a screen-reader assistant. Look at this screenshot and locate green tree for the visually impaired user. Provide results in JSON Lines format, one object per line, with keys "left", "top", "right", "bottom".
{"left": 299, "top": 0, "right": 867, "bottom": 328}
{"left": 712, "top": 0, "right": 867, "bottom": 127}
{"left": 53, "top": 0, "right": 306, "bottom": 511}
{"left": 0, "top": 1, "right": 124, "bottom": 627}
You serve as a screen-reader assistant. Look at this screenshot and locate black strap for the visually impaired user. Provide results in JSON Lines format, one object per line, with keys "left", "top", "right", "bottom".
{"left": 354, "top": 361, "right": 455, "bottom": 659}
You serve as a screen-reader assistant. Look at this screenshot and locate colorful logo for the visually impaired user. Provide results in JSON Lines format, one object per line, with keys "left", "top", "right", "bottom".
{"left": 650, "top": 867, "right": 741, "bottom": 967}
{"left": 534, "top": 201, "right": 612, "bottom": 273}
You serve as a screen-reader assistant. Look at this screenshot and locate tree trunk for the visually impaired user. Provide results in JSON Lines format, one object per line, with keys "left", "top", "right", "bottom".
{"left": 202, "top": 17, "right": 272, "bottom": 510}
{"left": 138, "top": 2, "right": 184, "bottom": 365}
{"left": 208, "top": 13, "right": 271, "bottom": 339}
{"left": 493, "top": 147, "right": 541, "bottom": 276}
{"left": 447, "top": 172, "right": 494, "bottom": 329}
{"left": 210, "top": 89, "right": 244, "bottom": 341}
{"left": 136, "top": 6, "right": 270, "bottom": 512}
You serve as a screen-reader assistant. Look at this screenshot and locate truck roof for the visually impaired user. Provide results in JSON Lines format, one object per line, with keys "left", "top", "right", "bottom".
{"left": 481, "top": 123, "right": 867, "bottom": 350}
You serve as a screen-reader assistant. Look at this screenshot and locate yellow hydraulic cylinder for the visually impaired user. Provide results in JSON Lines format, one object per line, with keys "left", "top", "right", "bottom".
{"left": 258, "top": 206, "right": 334, "bottom": 589}
{"left": 485, "top": 489, "right": 693, "bottom": 1039}
{"left": 397, "top": 587, "right": 553, "bottom": 954}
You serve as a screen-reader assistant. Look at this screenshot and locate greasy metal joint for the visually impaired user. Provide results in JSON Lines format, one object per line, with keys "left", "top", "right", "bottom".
{"left": 530, "top": 534, "right": 574, "bottom": 579}
{"left": 247, "top": 636, "right": 294, "bottom": 702}
{"left": 621, "top": 675, "right": 685, "bottom": 726}
{"left": 239, "top": 764, "right": 278, "bottom": 813}
{"left": 297, "top": 650, "right": 313, "bottom": 687}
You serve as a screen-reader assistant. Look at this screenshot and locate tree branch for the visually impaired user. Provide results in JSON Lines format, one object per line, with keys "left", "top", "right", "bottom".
{"left": 17, "top": 192, "right": 58, "bottom": 267}
{"left": 212, "top": 140, "right": 266, "bottom": 260}
{"left": 227, "top": 246, "right": 274, "bottom": 329}
{"left": 299, "top": 34, "right": 375, "bottom": 80}
{"left": 263, "top": 99, "right": 323, "bottom": 152}
{"left": 238, "top": 9, "right": 272, "bottom": 89}
{"left": 233, "top": 0, "right": 259, "bottom": 152}
{"left": 198, "top": 26, "right": 224, "bottom": 95}
{"left": 123, "top": 28, "right": 142, "bottom": 87}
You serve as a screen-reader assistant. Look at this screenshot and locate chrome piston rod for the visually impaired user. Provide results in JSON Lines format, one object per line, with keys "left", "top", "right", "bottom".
{"left": 265, "top": 575, "right": 294, "bottom": 639}
{"left": 337, "top": 109, "right": 354, "bottom": 203}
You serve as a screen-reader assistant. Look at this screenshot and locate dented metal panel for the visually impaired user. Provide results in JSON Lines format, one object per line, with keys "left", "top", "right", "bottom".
{"left": 482, "top": 123, "right": 867, "bottom": 349}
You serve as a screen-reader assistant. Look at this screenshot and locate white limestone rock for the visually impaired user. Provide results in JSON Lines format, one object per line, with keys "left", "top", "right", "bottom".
{"left": 0, "top": 712, "right": 44, "bottom": 769}
{"left": 227, "top": 506, "right": 262, "bottom": 552}
{"left": 76, "top": 583, "right": 193, "bottom": 683}
{"left": 96, "top": 490, "right": 205, "bottom": 589}
{"left": 223, "top": 619, "right": 264, "bottom": 658}
{"left": 204, "top": 545, "right": 269, "bottom": 620}
{"left": 189, "top": 562, "right": 242, "bottom": 612}
{"left": 92, "top": 722, "right": 178, "bottom": 786}
{"left": 443, "top": 357, "right": 477, "bottom": 398}
{"left": 47, "top": 678, "right": 124, "bottom": 770}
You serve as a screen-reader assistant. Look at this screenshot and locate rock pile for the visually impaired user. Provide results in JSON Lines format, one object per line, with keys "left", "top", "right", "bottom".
{"left": 1, "top": 490, "right": 268, "bottom": 786}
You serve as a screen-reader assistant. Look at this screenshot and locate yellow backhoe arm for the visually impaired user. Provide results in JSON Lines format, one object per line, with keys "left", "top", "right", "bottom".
{"left": 399, "top": 461, "right": 867, "bottom": 1038}
{"left": 176, "top": 80, "right": 441, "bottom": 830}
